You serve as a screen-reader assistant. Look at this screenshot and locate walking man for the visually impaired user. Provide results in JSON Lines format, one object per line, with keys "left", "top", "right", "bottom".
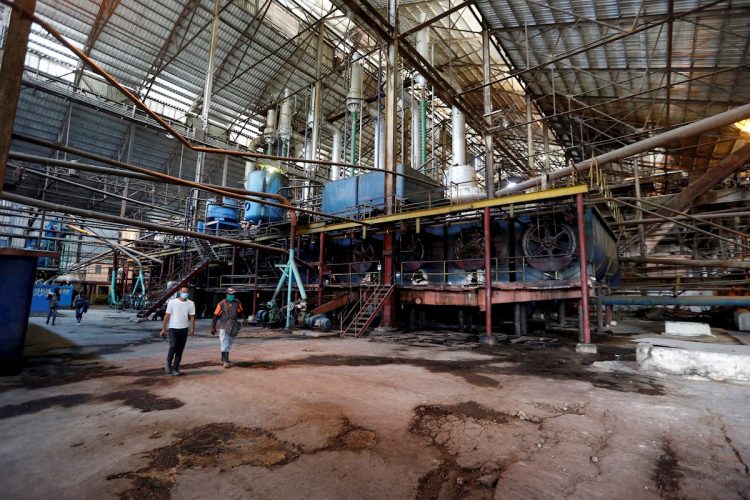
{"left": 74, "top": 293, "right": 89, "bottom": 325}
{"left": 46, "top": 289, "right": 60, "bottom": 326}
{"left": 211, "top": 287, "right": 246, "bottom": 368}
{"left": 160, "top": 286, "right": 196, "bottom": 376}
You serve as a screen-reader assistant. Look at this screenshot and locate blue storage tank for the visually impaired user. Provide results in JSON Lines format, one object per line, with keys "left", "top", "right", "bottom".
{"left": 206, "top": 197, "right": 241, "bottom": 224}
{"left": 244, "top": 170, "right": 289, "bottom": 224}
{"left": 322, "top": 164, "right": 441, "bottom": 217}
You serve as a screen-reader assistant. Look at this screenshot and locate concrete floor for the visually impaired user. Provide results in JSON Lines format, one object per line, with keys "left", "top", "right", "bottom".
{"left": 1, "top": 308, "right": 749, "bottom": 499}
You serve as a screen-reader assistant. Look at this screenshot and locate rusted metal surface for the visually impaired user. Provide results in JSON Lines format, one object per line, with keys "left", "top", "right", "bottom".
{"left": 483, "top": 207, "right": 492, "bottom": 336}
{"left": 576, "top": 193, "right": 591, "bottom": 344}
{"left": 398, "top": 287, "right": 582, "bottom": 309}
{"left": 382, "top": 228, "right": 395, "bottom": 327}
{"left": 0, "top": 0, "right": 35, "bottom": 196}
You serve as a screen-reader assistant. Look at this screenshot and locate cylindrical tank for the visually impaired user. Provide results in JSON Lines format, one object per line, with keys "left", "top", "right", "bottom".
{"left": 244, "top": 170, "right": 290, "bottom": 224}
{"left": 206, "top": 197, "right": 241, "bottom": 224}
{"left": 347, "top": 62, "right": 363, "bottom": 112}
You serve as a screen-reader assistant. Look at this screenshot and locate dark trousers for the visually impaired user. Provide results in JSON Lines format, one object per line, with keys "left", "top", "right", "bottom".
{"left": 166, "top": 328, "right": 189, "bottom": 369}
{"left": 75, "top": 308, "right": 84, "bottom": 322}
{"left": 46, "top": 307, "right": 57, "bottom": 325}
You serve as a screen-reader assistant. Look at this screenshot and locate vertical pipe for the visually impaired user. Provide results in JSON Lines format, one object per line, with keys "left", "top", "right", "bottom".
{"left": 286, "top": 248, "right": 294, "bottom": 330}
{"left": 576, "top": 193, "right": 591, "bottom": 344}
{"left": 252, "top": 249, "right": 260, "bottom": 315}
{"left": 633, "top": 158, "right": 646, "bottom": 256}
{"left": 411, "top": 98, "right": 420, "bottom": 170}
{"left": 482, "top": 29, "right": 494, "bottom": 197}
{"left": 382, "top": 228, "right": 394, "bottom": 325}
{"left": 317, "top": 232, "right": 325, "bottom": 307}
{"left": 420, "top": 95, "right": 428, "bottom": 171}
{"left": 349, "top": 111, "right": 357, "bottom": 175}
{"left": 483, "top": 207, "right": 492, "bottom": 337}
{"left": 451, "top": 106, "right": 466, "bottom": 166}
{"left": 221, "top": 154, "right": 229, "bottom": 187}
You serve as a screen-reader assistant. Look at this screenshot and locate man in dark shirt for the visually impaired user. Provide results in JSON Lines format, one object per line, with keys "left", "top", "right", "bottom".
{"left": 211, "top": 287, "right": 246, "bottom": 368}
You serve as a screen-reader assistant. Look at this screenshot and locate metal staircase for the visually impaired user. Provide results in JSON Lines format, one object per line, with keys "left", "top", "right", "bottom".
{"left": 341, "top": 284, "right": 394, "bottom": 338}
{"left": 135, "top": 238, "right": 217, "bottom": 320}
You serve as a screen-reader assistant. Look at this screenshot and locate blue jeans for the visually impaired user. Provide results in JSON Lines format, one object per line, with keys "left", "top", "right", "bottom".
{"left": 46, "top": 307, "right": 57, "bottom": 325}
{"left": 219, "top": 328, "right": 233, "bottom": 353}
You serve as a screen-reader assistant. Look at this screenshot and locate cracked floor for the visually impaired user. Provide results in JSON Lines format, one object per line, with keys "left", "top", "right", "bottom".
{"left": 0, "top": 309, "right": 748, "bottom": 499}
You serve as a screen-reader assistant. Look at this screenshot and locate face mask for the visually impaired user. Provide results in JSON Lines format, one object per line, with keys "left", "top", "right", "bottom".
{"left": 180, "top": 292, "right": 190, "bottom": 299}
{"left": 226, "top": 294, "right": 235, "bottom": 302}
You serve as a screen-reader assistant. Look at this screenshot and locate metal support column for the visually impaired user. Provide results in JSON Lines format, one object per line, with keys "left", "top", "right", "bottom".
{"left": 317, "top": 232, "right": 325, "bottom": 307}
{"left": 192, "top": 0, "right": 221, "bottom": 224}
{"left": 576, "top": 193, "right": 591, "bottom": 343}
{"left": 483, "top": 207, "right": 492, "bottom": 337}
{"left": 381, "top": 0, "right": 399, "bottom": 328}
{"left": 0, "top": 0, "right": 36, "bottom": 195}
{"left": 482, "top": 29, "right": 494, "bottom": 196}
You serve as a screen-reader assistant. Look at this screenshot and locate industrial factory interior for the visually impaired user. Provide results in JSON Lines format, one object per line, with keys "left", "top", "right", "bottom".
{"left": 1, "top": 0, "right": 750, "bottom": 498}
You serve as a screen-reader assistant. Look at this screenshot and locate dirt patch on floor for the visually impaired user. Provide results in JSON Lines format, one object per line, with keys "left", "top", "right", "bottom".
{"left": 408, "top": 401, "right": 540, "bottom": 499}
{"left": 100, "top": 390, "right": 184, "bottom": 412}
{"left": 652, "top": 440, "right": 683, "bottom": 499}
{"left": 109, "top": 416, "right": 379, "bottom": 499}
{"left": 264, "top": 349, "right": 664, "bottom": 395}
{"left": 0, "top": 393, "right": 93, "bottom": 419}
{"left": 108, "top": 423, "right": 300, "bottom": 499}
{"left": 322, "top": 417, "right": 377, "bottom": 451}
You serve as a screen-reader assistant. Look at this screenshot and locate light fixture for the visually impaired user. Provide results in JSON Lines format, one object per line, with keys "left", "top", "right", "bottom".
{"left": 735, "top": 119, "right": 750, "bottom": 134}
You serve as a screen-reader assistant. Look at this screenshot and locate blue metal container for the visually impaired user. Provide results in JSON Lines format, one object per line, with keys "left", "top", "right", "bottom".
{"left": 244, "top": 170, "right": 289, "bottom": 224}
{"left": 0, "top": 249, "right": 43, "bottom": 371}
{"left": 323, "top": 164, "right": 441, "bottom": 217}
{"left": 31, "top": 284, "right": 74, "bottom": 313}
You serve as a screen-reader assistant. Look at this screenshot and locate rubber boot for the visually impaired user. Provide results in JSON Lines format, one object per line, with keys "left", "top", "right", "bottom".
{"left": 222, "top": 351, "right": 230, "bottom": 369}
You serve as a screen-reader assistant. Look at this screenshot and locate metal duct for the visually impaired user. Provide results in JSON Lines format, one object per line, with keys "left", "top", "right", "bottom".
{"left": 347, "top": 61, "right": 363, "bottom": 112}
{"left": 325, "top": 123, "right": 342, "bottom": 180}
{"left": 452, "top": 106, "right": 466, "bottom": 166}
{"left": 278, "top": 89, "right": 292, "bottom": 142}
{"left": 263, "top": 108, "right": 277, "bottom": 145}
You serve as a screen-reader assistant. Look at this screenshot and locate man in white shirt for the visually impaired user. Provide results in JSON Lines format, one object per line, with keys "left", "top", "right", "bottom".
{"left": 160, "top": 286, "right": 196, "bottom": 376}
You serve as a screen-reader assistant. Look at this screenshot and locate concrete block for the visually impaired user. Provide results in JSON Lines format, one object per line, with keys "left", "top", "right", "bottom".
{"left": 663, "top": 321, "right": 712, "bottom": 337}
{"left": 576, "top": 343, "right": 598, "bottom": 354}
{"left": 735, "top": 311, "right": 750, "bottom": 332}
{"left": 636, "top": 338, "right": 750, "bottom": 384}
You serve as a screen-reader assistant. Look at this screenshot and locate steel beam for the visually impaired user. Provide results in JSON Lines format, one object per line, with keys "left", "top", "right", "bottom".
{"left": 297, "top": 184, "right": 588, "bottom": 235}
{"left": 0, "top": 0, "right": 35, "bottom": 197}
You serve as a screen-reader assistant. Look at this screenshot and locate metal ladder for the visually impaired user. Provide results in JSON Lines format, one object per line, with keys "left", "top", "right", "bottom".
{"left": 341, "top": 284, "right": 394, "bottom": 338}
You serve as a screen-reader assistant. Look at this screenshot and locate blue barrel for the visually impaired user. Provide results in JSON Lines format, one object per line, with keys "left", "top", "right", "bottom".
{"left": 244, "top": 170, "right": 289, "bottom": 224}
{"left": 0, "top": 249, "right": 42, "bottom": 373}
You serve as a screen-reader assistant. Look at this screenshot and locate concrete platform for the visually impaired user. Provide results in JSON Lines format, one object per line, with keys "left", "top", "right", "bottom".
{"left": 0, "top": 309, "right": 748, "bottom": 499}
{"left": 663, "top": 321, "right": 713, "bottom": 337}
{"left": 636, "top": 338, "right": 750, "bottom": 384}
